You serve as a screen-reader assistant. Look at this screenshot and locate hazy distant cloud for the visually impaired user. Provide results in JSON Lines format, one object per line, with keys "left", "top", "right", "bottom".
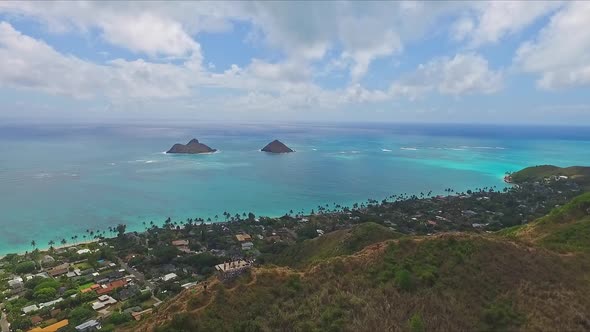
{"left": 452, "top": 1, "right": 561, "bottom": 47}
{"left": 515, "top": 2, "right": 590, "bottom": 89}
{"left": 391, "top": 53, "right": 503, "bottom": 97}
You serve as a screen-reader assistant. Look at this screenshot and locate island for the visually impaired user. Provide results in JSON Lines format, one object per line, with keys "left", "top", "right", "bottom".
{"left": 166, "top": 139, "right": 217, "bottom": 154}
{"left": 261, "top": 140, "right": 294, "bottom": 153}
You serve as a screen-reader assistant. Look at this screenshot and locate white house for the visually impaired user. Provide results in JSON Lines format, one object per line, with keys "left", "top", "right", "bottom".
{"left": 162, "top": 273, "right": 177, "bottom": 282}
{"left": 77, "top": 248, "right": 91, "bottom": 255}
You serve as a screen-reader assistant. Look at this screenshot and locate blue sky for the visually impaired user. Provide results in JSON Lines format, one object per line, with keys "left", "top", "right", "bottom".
{"left": 0, "top": 1, "right": 588, "bottom": 125}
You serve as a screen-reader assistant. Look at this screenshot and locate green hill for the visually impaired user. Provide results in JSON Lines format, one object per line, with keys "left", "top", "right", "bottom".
{"left": 125, "top": 212, "right": 590, "bottom": 332}
{"left": 262, "top": 222, "right": 401, "bottom": 268}
{"left": 499, "top": 192, "right": 590, "bottom": 253}
{"left": 510, "top": 165, "right": 590, "bottom": 189}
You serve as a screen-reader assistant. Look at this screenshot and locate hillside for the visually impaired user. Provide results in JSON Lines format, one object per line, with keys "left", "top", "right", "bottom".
{"left": 499, "top": 192, "right": 590, "bottom": 253}
{"left": 261, "top": 222, "right": 401, "bottom": 268}
{"left": 510, "top": 165, "right": 590, "bottom": 189}
{"left": 123, "top": 220, "right": 590, "bottom": 331}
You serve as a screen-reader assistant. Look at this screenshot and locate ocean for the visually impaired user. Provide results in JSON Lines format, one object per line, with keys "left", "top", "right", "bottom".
{"left": 1, "top": 122, "right": 589, "bottom": 255}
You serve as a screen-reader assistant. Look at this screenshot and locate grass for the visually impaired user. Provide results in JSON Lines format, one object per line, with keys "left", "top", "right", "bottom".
{"left": 77, "top": 282, "right": 94, "bottom": 291}
{"left": 266, "top": 222, "right": 401, "bottom": 268}
{"left": 140, "top": 232, "right": 590, "bottom": 332}
{"left": 499, "top": 192, "right": 590, "bottom": 253}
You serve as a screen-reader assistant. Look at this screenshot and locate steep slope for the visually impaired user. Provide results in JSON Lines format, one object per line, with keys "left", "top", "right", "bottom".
{"left": 167, "top": 139, "right": 217, "bottom": 154}
{"left": 124, "top": 230, "right": 590, "bottom": 331}
{"left": 261, "top": 140, "right": 294, "bottom": 153}
{"left": 500, "top": 192, "right": 590, "bottom": 253}
{"left": 264, "top": 222, "right": 401, "bottom": 268}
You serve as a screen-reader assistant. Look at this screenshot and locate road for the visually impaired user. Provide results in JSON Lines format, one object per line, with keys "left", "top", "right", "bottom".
{"left": 1, "top": 311, "right": 9, "bottom": 332}
{"left": 117, "top": 257, "right": 156, "bottom": 290}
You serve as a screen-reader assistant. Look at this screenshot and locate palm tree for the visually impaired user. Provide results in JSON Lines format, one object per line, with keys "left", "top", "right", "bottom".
{"left": 31, "top": 240, "right": 36, "bottom": 249}
{"left": 60, "top": 238, "right": 67, "bottom": 246}
{"left": 48, "top": 240, "right": 55, "bottom": 249}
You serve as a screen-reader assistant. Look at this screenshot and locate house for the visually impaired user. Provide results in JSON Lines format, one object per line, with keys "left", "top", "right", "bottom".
{"left": 47, "top": 263, "right": 70, "bottom": 277}
{"left": 91, "top": 295, "right": 117, "bottom": 310}
{"left": 31, "top": 315, "right": 43, "bottom": 326}
{"left": 8, "top": 277, "right": 23, "bottom": 289}
{"left": 241, "top": 242, "right": 254, "bottom": 251}
{"left": 77, "top": 248, "right": 91, "bottom": 255}
{"left": 38, "top": 298, "right": 63, "bottom": 309}
{"left": 235, "top": 234, "right": 251, "bottom": 242}
{"left": 75, "top": 319, "right": 101, "bottom": 332}
{"left": 162, "top": 273, "right": 177, "bottom": 282}
{"left": 172, "top": 239, "right": 189, "bottom": 246}
{"left": 28, "top": 319, "right": 69, "bottom": 332}
{"left": 96, "top": 279, "right": 127, "bottom": 295}
{"left": 22, "top": 304, "right": 39, "bottom": 314}
{"left": 462, "top": 210, "right": 478, "bottom": 217}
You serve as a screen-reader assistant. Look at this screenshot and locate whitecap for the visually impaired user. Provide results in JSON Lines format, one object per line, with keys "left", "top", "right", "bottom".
{"left": 381, "top": 148, "right": 392, "bottom": 152}
{"left": 312, "top": 148, "right": 317, "bottom": 151}
{"left": 400, "top": 147, "right": 418, "bottom": 151}
{"left": 145, "top": 160, "right": 156, "bottom": 164}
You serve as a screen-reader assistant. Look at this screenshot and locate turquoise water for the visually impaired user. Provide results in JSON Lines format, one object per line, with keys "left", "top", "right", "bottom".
{"left": 1, "top": 123, "right": 589, "bottom": 255}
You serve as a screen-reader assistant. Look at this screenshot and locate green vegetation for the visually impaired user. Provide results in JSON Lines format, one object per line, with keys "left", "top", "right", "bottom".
{"left": 262, "top": 222, "right": 400, "bottom": 267}
{"left": 511, "top": 165, "right": 590, "bottom": 189}
{"left": 408, "top": 313, "right": 425, "bottom": 332}
{"left": 146, "top": 224, "right": 590, "bottom": 332}
{"left": 481, "top": 299, "right": 524, "bottom": 332}
{"left": 14, "top": 260, "right": 37, "bottom": 273}
{"left": 500, "top": 192, "right": 590, "bottom": 253}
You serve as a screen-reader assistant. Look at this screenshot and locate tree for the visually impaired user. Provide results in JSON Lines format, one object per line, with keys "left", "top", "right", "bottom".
{"left": 34, "top": 287, "right": 57, "bottom": 302}
{"left": 31, "top": 240, "right": 36, "bottom": 248}
{"left": 15, "top": 261, "right": 36, "bottom": 274}
{"left": 69, "top": 306, "right": 94, "bottom": 325}
{"left": 61, "top": 238, "right": 67, "bottom": 245}
{"left": 48, "top": 240, "right": 55, "bottom": 249}
{"left": 116, "top": 224, "right": 127, "bottom": 238}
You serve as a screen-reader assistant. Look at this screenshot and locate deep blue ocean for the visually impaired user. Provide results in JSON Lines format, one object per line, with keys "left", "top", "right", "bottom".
{"left": 1, "top": 122, "right": 589, "bottom": 255}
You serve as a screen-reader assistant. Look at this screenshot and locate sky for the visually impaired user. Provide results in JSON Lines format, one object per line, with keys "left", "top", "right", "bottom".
{"left": 0, "top": 1, "right": 589, "bottom": 125}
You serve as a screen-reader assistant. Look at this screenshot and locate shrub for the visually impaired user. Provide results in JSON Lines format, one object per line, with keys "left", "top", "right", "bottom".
{"left": 481, "top": 300, "right": 523, "bottom": 331}
{"left": 394, "top": 268, "right": 414, "bottom": 291}
{"left": 408, "top": 313, "right": 425, "bottom": 332}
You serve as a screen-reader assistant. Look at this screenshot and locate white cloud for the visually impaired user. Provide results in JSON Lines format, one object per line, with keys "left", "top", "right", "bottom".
{"left": 0, "top": 1, "right": 205, "bottom": 59}
{"left": 515, "top": 2, "right": 590, "bottom": 89}
{"left": 453, "top": 1, "right": 561, "bottom": 47}
{"left": 391, "top": 53, "right": 503, "bottom": 97}
{"left": 0, "top": 22, "right": 195, "bottom": 99}
{"left": 99, "top": 13, "right": 201, "bottom": 58}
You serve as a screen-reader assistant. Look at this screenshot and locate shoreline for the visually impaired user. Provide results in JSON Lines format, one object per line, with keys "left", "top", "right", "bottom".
{"left": 0, "top": 172, "right": 512, "bottom": 258}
